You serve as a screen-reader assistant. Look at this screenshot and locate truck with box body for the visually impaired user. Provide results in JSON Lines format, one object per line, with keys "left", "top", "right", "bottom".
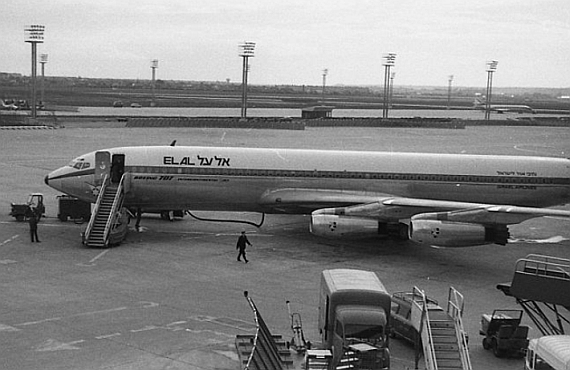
{"left": 318, "top": 269, "right": 391, "bottom": 369}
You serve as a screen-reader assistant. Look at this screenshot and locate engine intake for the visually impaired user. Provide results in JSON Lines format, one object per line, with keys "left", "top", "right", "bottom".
{"left": 410, "top": 219, "right": 509, "bottom": 247}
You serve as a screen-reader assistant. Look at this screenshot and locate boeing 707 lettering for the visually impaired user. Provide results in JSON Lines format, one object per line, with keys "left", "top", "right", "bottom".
{"left": 44, "top": 146, "right": 570, "bottom": 247}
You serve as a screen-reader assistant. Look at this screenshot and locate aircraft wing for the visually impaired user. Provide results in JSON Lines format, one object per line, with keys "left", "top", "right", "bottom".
{"left": 259, "top": 188, "right": 570, "bottom": 225}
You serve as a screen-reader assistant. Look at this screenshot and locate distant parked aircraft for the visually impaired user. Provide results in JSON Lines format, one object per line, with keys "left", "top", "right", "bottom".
{"left": 0, "top": 99, "right": 18, "bottom": 110}
{"left": 474, "top": 98, "right": 535, "bottom": 114}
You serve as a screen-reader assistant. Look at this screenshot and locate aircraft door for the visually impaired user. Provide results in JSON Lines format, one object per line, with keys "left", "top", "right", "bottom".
{"left": 111, "top": 154, "right": 125, "bottom": 184}
{"left": 95, "top": 151, "right": 111, "bottom": 186}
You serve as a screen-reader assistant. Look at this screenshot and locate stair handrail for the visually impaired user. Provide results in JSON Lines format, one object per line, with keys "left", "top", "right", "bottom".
{"left": 447, "top": 287, "right": 472, "bottom": 370}
{"left": 412, "top": 286, "right": 438, "bottom": 370}
{"left": 102, "top": 174, "right": 126, "bottom": 246}
{"left": 84, "top": 174, "right": 109, "bottom": 244}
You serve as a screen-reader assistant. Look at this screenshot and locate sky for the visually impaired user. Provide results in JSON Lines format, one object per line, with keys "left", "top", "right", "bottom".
{"left": 2, "top": 0, "right": 570, "bottom": 88}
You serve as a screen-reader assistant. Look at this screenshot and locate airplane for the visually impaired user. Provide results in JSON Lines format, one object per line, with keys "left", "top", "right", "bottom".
{"left": 474, "top": 98, "right": 535, "bottom": 114}
{"left": 0, "top": 99, "right": 18, "bottom": 110}
{"left": 44, "top": 145, "right": 570, "bottom": 247}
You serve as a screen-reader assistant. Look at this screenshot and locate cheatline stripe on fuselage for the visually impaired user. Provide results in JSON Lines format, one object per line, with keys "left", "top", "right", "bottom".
{"left": 48, "top": 166, "right": 569, "bottom": 186}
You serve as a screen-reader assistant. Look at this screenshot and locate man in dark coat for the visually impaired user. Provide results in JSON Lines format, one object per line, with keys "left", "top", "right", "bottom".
{"left": 236, "top": 231, "right": 252, "bottom": 263}
{"left": 28, "top": 212, "right": 40, "bottom": 243}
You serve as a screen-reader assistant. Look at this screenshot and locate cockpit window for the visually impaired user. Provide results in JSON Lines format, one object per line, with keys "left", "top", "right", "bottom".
{"left": 67, "top": 158, "right": 91, "bottom": 170}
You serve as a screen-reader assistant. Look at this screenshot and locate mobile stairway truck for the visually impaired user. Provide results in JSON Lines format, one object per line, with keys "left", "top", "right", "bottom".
{"left": 311, "top": 269, "right": 391, "bottom": 370}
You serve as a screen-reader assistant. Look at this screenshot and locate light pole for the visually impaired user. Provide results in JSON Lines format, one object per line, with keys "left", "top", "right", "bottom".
{"left": 150, "top": 59, "right": 158, "bottom": 107}
{"left": 484, "top": 60, "right": 498, "bottom": 120}
{"left": 447, "top": 75, "right": 454, "bottom": 110}
{"left": 389, "top": 72, "right": 396, "bottom": 108}
{"left": 40, "top": 53, "right": 48, "bottom": 108}
{"left": 24, "top": 25, "right": 45, "bottom": 119}
{"left": 382, "top": 53, "right": 396, "bottom": 118}
{"left": 322, "top": 68, "right": 328, "bottom": 101}
{"left": 239, "top": 41, "right": 255, "bottom": 119}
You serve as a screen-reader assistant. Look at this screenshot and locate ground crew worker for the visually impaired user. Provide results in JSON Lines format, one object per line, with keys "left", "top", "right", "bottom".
{"left": 236, "top": 231, "right": 252, "bottom": 263}
{"left": 28, "top": 212, "right": 40, "bottom": 243}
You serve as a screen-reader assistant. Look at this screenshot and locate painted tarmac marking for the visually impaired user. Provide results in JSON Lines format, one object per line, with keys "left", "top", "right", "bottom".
{"left": 96, "top": 333, "right": 121, "bottom": 340}
{"left": 19, "top": 317, "right": 62, "bottom": 326}
{"left": 131, "top": 325, "right": 159, "bottom": 333}
{"left": 0, "top": 235, "right": 19, "bottom": 246}
{"left": 0, "top": 323, "right": 20, "bottom": 332}
{"left": 36, "top": 339, "right": 84, "bottom": 352}
{"left": 17, "top": 306, "right": 128, "bottom": 327}
{"left": 189, "top": 315, "right": 256, "bottom": 330}
{"left": 0, "top": 259, "right": 17, "bottom": 265}
{"left": 78, "top": 249, "right": 110, "bottom": 266}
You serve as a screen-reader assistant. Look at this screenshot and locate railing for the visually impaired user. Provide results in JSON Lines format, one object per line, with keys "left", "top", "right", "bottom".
{"left": 447, "top": 287, "right": 472, "bottom": 370}
{"left": 516, "top": 254, "right": 570, "bottom": 280}
{"left": 102, "top": 174, "right": 126, "bottom": 247}
{"left": 412, "top": 286, "right": 438, "bottom": 370}
{"left": 83, "top": 174, "right": 108, "bottom": 244}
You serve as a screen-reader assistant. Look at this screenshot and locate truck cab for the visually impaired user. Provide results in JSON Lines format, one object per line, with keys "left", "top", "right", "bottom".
{"left": 319, "top": 269, "right": 391, "bottom": 369}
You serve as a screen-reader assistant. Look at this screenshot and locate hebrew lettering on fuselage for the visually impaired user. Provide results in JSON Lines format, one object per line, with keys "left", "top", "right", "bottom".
{"left": 163, "top": 155, "right": 231, "bottom": 167}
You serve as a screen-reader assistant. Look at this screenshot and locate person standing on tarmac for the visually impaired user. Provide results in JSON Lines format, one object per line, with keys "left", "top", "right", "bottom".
{"left": 236, "top": 231, "right": 252, "bottom": 263}
{"left": 28, "top": 212, "right": 40, "bottom": 243}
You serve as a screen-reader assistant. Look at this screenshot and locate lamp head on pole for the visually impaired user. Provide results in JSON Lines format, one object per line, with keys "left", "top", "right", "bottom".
{"left": 151, "top": 59, "right": 159, "bottom": 69}
{"left": 40, "top": 54, "right": 48, "bottom": 64}
{"left": 486, "top": 60, "right": 498, "bottom": 72}
{"left": 383, "top": 53, "right": 397, "bottom": 66}
{"left": 239, "top": 42, "right": 256, "bottom": 57}
{"left": 24, "top": 25, "right": 45, "bottom": 43}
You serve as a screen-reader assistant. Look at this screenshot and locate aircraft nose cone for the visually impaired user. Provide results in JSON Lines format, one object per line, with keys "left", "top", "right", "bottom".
{"left": 44, "top": 174, "right": 50, "bottom": 186}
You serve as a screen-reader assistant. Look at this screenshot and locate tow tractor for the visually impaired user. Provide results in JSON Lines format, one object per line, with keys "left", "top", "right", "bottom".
{"left": 480, "top": 309, "right": 529, "bottom": 358}
{"left": 10, "top": 193, "right": 45, "bottom": 221}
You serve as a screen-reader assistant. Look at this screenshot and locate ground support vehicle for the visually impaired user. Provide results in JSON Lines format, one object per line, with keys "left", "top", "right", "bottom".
{"left": 58, "top": 195, "right": 91, "bottom": 222}
{"left": 525, "top": 335, "right": 570, "bottom": 370}
{"left": 390, "top": 291, "right": 441, "bottom": 345}
{"left": 285, "top": 300, "right": 310, "bottom": 353}
{"left": 10, "top": 193, "right": 45, "bottom": 221}
{"left": 480, "top": 309, "right": 529, "bottom": 357}
{"left": 318, "top": 269, "right": 391, "bottom": 369}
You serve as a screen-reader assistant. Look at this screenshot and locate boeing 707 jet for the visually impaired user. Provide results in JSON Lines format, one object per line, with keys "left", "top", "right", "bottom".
{"left": 44, "top": 146, "right": 570, "bottom": 247}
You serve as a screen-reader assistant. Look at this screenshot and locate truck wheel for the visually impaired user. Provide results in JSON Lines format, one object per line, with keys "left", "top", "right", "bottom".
{"left": 59, "top": 214, "right": 68, "bottom": 222}
{"left": 16, "top": 215, "right": 24, "bottom": 222}
{"left": 482, "top": 338, "right": 490, "bottom": 350}
{"left": 492, "top": 339, "right": 505, "bottom": 358}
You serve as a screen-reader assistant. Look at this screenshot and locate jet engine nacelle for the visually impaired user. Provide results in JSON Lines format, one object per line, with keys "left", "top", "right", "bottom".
{"left": 310, "top": 214, "right": 380, "bottom": 238}
{"left": 410, "top": 219, "right": 509, "bottom": 247}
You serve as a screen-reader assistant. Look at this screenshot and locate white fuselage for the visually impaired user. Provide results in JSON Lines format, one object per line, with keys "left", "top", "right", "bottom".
{"left": 45, "top": 146, "right": 570, "bottom": 216}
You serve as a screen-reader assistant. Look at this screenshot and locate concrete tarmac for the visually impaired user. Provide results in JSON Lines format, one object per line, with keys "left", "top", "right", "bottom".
{"left": 1, "top": 124, "right": 569, "bottom": 370}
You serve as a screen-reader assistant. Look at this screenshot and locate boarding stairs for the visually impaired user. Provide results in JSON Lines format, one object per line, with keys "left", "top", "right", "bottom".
{"left": 83, "top": 174, "right": 125, "bottom": 248}
{"left": 411, "top": 287, "right": 471, "bottom": 370}
{"left": 497, "top": 254, "right": 570, "bottom": 335}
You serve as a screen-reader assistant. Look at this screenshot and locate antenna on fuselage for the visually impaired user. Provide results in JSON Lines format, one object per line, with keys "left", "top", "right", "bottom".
{"left": 170, "top": 140, "right": 176, "bottom": 146}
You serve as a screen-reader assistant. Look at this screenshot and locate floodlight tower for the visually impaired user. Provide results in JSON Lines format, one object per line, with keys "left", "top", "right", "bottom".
{"left": 25, "top": 25, "right": 45, "bottom": 119}
{"left": 382, "top": 53, "right": 396, "bottom": 118}
{"left": 150, "top": 59, "right": 158, "bottom": 107}
{"left": 447, "top": 75, "right": 454, "bottom": 110}
{"left": 239, "top": 41, "right": 255, "bottom": 118}
{"left": 322, "top": 68, "right": 328, "bottom": 101}
{"left": 389, "top": 72, "right": 396, "bottom": 108}
{"left": 485, "top": 60, "right": 498, "bottom": 120}
{"left": 40, "top": 53, "right": 48, "bottom": 108}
